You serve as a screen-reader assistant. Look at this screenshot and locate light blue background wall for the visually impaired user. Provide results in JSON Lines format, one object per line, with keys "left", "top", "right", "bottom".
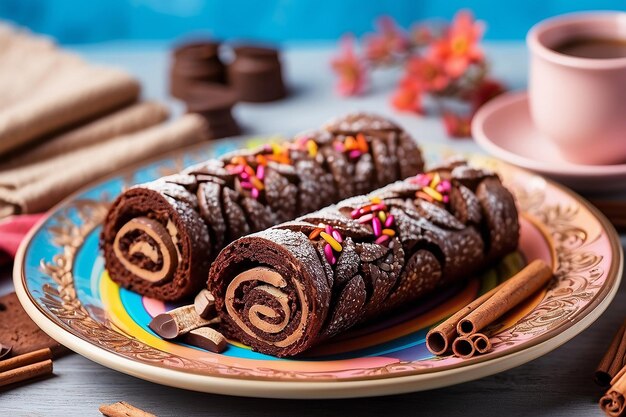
{"left": 1, "top": 0, "right": 626, "bottom": 44}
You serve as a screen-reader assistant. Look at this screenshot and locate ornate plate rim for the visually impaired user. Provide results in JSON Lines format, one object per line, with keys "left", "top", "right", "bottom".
{"left": 12, "top": 140, "right": 624, "bottom": 398}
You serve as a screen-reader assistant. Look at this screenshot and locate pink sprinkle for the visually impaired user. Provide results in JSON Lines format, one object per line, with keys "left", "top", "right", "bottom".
{"left": 325, "top": 224, "right": 333, "bottom": 235}
{"left": 370, "top": 203, "right": 386, "bottom": 212}
{"left": 375, "top": 235, "right": 390, "bottom": 245}
{"left": 231, "top": 165, "right": 245, "bottom": 174}
{"left": 240, "top": 171, "right": 250, "bottom": 180}
{"left": 332, "top": 230, "right": 343, "bottom": 243}
{"left": 436, "top": 184, "right": 444, "bottom": 192}
{"left": 441, "top": 180, "right": 452, "bottom": 191}
{"left": 256, "top": 165, "right": 265, "bottom": 180}
{"left": 350, "top": 208, "right": 361, "bottom": 219}
{"left": 334, "top": 143, "right": 344, "bottom": 152}
{"left": 251, "top": 188, "right": 260, "bottom": 199}
{"left": 358, "top": 213, "right": 374, "bottom": 223}
{"left": 443, "top": 195, "right": 450, "bottom": 203}
{"left": 324, "top": 243, "right": 336, "bottom": 265}
{"left": 385, "top": 214, "right": 395, "bottom": 228}
{"left": 349, "top": 150, "right": 362, "bottom": 159}
{"left": 240, "top": 181, "right": 253, "bottom": 189}
{"left": 372, "top": 217, "right": 382, "bottom": 237}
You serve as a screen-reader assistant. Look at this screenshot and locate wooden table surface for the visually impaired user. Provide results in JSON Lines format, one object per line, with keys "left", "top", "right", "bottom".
{"left": 1, "top": 42, "right": 624, "bottom": 416}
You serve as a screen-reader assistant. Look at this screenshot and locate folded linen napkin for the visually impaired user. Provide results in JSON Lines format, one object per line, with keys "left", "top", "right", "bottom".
{"left": 0, "top": 24, "right": 140, "bottom": 156}
{"left": 0, "top": 114, "right": 208, "bottom": 218}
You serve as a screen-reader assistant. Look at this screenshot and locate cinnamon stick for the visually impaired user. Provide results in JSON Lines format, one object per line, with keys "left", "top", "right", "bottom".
{"left": 600, "top": 366, "right": 626, "bottom": 417}
{"left": 0, "top": 359, "right": 53, "bottom": 387}
{"left": 457, "top": 259, "right": 552, "bottom": 336}
{"left": 471, "top": 333, "right": 491, "bottom": 354}
{"left": 596, "top": 320, "right": 626, "bottom": 387}
{"left": 451, "top": 336, "right": 475, "bottom": 359}
{"left": 99, "top": 401, "right": 156, "bottom": 417}
{"left": 426, "top": 286, "right": 500, "bottom": 355}
{"left": 426, "top": 260, "right": 552, "bottom": 355}
{"left": 0, "top": 347, "right": 52, "bottom": 372}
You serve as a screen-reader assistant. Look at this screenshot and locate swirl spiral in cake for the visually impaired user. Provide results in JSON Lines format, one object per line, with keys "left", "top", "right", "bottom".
{"left": 101, "top": 113, "right": 424, "bottom": 300}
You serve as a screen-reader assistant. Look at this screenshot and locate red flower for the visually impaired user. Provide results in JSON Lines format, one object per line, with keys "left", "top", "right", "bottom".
{"left": 411, "top": 24, "right": 433, "bottom": 47}
{"left": 405, "top": 56, "right": 450, "bottom": 92}
{"left": 331, "top": 35, "right": 368, "bottom": 96}
{"left": 468, "top": 78, "right": 506, "bottom": 113}
{"left": 442, "top": 112, "right": 472, "bottom": 138}
{"left": 364, "top": 16, "right": 409, "bottom": 64}
{"left": 391, "top": 77, "right": 424, "bottom": 114}
{"left": 429, "top": 10, "right": 485, "bottom": 78}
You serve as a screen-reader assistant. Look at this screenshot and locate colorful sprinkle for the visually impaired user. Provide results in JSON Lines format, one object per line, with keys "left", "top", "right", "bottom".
{"left": 357, "top": 213, "right": 374, "bottom": 223}
{"left": 370, "top": 203, "right": 386, "bottom": 212}
{"left": 324, "top": 243, "right": 336, "bottom": 265}
{"left": 306, "top": 140, "right": 318, "bottom": 157}
{"left": 378, "top": 211, "right": 387, "bottom": 223}
{"left": 370, "top": 197, "right": 381, "bottom": 204}
{"left": 240, "top": 181, "right": 253, "bottom": 190}
{"left": 256, "top": 165, "right": 265, "bottom": 180}
{"left": 251, "top": 188, "right": 260, "bottom": 199}
{"left": 325, "top": 224, "right": 333, "bottom": 235}
{"left": 372, "top": 217, "right": 382, "bottom": 237}
{"left": 422, "top": 186, "right": 443, "bottom": 201}
{"left": 356, "top": 133, "right": 369, "bottom": 152}
{"left": 332, "top": 230, "right": 343, "bottom": 243}
{"left": 250, "top": 176, "right": 264, "bottom": 191}
{"left": 349, "top": 150, "right": 362, "bottom": 159}
{"left": 320, "top": 232, "right": 342, "bottom": 252}
{"left": 375, "top": 235, "right": 390, "bottom": 245}
{"left": 308, "top": 228, "right": 322, "bottom": 240}
{"left": 382, "top": 229, "right": 396, "bottom": 236}
{"left": 385, "top": 214, "right": 395, "bottom": 228}
{"left": 350, "top": 208, "right": 361, "bottom": 219}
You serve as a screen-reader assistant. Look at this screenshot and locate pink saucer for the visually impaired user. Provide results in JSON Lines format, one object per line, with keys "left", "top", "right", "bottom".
{"left": 472, "top": 91, "right": 626, "bottom": 193}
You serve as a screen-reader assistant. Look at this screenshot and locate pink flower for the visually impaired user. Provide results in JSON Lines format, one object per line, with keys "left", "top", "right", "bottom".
{"left": 405, "top": 56, "right": 450, "bottom": 92}
{"left": 442, "top": 112, "right": 472, "bottom": 138}
{"left": 391, "top": 77, "right": 424, "bottom": 114}
{"left": 411, "top": 24, "right": 432, "bottom": 46}
{"left": 429, "top": 10, "right": 485, "bottom": 77}
{"left": 331, "top": 35, "right": 368, "bottom": 96}
{"left": 364, "top": 16, "right": 409, "bottom": 64}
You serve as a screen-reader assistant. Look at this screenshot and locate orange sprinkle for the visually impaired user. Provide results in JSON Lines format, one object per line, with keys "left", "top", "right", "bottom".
{"left": 416, "top": 191, "right": 434, "bottom": 203}
{"left": 232, "top": 156, "right": 247, "bottom": 166}
{"left": 308, "top": 228, "right": 322, "bottom": 240}
{"left": 256, "top": 154, "right": 268, "bottom": 166}
{"left": 244, "top": 165, "right": 255, "bottom": 176}
{"left": 370, "top": 197, "right": 381, "bottom": 204}
{"left": 250, "top": 176, "right": 264, "bottom": 190}
{"left": 382, "top": 229, "right": 396, "bottom": 236}
{"left": 356, "top": 133, "right": 369, "bottom": 152}
{"left": 345, "top": 136, "right": 357, "bottom": 150}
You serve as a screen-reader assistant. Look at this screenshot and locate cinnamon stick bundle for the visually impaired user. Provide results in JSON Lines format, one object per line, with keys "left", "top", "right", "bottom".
{"left": 596, "top": 320, "right": 626, "bottom": 387}
{"left": 0, "top": 348, "right": 53, "bottom": 388}
{"left": 600, "top": 366, "right": 626, "bottom": 417}
{"left": 426, "top": 259, "right": 553, "bottom": 358}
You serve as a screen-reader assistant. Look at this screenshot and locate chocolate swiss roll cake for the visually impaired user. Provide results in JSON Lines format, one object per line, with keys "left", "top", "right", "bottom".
{"left": 101, "top": 113, "right": 424, "bottom": 301}
{"left": 208, "top": 161, "right": 519, "bottom": 357}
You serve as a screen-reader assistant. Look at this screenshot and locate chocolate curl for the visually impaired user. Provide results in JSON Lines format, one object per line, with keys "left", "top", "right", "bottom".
{"left": 600, "top": 366, "right": 626, "bottom": 417}
{"left": 596, "top": 321, "right": 626, "bottom": 387}
{"left": 456, "top": 260, "right": 553, "bottom": 336}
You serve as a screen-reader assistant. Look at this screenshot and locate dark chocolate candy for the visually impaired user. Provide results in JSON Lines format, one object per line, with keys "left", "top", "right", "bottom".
{"left": 227, "top": 45, "right": 286, "bottom": 102}
{"left": 208, "top": 161, "right": 519, "bottom": 357}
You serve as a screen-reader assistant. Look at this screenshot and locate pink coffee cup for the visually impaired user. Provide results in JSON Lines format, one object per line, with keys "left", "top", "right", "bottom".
{"left": 527, "top": 12, "right": 626, "bottom": 165}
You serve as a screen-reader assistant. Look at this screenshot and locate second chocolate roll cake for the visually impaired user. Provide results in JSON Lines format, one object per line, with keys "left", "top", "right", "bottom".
{"left": 101, "top": 113, "right": 423, "bottom": 301}
{"left": 208, "top": 161, "right": 520, "bottom": 357}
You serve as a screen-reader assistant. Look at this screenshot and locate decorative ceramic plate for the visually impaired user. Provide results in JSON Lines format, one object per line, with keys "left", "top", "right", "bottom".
{"left": 14, "top": 139, "right": 622, "bottom": 399}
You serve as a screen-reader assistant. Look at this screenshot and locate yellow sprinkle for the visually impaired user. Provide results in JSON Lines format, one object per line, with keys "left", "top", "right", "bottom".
{"left": 370, "top": 196, "right": 381, "bottom": 204}
{"left": 306, "top": 140, "right": 318, "bottom": 157}
{"left": 378, "top": 211, "right": 387, "bottom": 222}
{"left": 271, "top": 143, "right": 283, "bottom": 155}
{"left": 382, "top": 229, "right": 396, "bottom": 236}
{"left": 423, "top": 186, "right": 443, "bottom": 201}
{"left": 320, "top": 232, "right": 342, "bottom": 252}
{"left": 430, "top": 173, "right": 441, "bottom": 189}
{"left": 250, "top": 176, "right": 265, "bottom": 190}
